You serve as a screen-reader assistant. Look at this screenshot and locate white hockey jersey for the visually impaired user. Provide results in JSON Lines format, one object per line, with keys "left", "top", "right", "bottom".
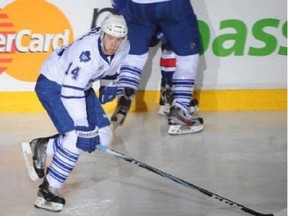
{"left": 40, "top": 28, "right": 130, "bottom": 126}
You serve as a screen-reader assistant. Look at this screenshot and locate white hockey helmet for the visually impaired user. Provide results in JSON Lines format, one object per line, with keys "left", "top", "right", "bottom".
{"left": 101, "top": 13, "right": 128, "bottom": 38}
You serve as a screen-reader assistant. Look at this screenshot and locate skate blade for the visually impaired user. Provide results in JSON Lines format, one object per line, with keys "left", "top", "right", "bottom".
{"left": 168, "top": 124, "right": 204, "bottom": 135}
{"left": 21, "top": 142, "right": 39, "bottom": 181}
{"left": 34, "top": 197, "right": 64, "bottom": 212}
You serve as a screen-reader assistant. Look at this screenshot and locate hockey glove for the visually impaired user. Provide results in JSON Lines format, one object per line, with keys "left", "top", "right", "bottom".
{"left": 75, "top": 125, "right": 100, "bottom": 153}
{"left": 99, "top": 86, "right": 117, "bottom": 104}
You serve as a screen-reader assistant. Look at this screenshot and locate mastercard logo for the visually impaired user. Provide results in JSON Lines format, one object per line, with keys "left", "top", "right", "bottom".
{"left": 0, "top": 0, "right": 74, "bottom": 82}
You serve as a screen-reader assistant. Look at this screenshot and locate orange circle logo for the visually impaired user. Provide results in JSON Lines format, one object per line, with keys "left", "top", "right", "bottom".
{"left": 0, "top": 0, "right": 74, "bottom": 82}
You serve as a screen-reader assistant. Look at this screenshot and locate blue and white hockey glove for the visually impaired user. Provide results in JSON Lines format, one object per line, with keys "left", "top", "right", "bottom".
{"left": 99, "top": 85, "right": 117, "bottom": 104}
{"left": 75, "top": 125, "right": 100, "bottom": 153}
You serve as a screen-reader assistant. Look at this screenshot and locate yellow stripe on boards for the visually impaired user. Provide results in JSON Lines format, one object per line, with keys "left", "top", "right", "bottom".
{"left": 0, "top": 92, "right": 42, "bottom": 113}
{"left": 0, "top": 89, "right": 286, "bottom": 113}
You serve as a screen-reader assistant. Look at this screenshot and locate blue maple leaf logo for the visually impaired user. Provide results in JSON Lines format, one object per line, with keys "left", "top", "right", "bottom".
{"left": 79, "top": 51, "right": 91, "bottom": 62}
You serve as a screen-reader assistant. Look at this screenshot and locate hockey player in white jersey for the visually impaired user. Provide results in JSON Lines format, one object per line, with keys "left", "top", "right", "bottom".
{"left": 21, "top": 13, "right": 129, "bottom": 212}
{"left": 112, "top": 0, "right": 204, "bottom": 135}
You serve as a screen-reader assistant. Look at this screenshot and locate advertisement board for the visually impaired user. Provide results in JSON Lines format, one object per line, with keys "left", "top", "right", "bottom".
{"left": 0, "top": 0, "right": 286, "bottom": 112}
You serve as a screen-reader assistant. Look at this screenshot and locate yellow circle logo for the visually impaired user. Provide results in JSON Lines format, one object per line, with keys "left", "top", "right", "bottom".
{"left": 0, "top": 0, "right": 74, "bottom": 82}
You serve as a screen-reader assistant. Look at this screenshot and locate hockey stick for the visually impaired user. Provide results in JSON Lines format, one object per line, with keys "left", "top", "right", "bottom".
{"left": 96, "top": 145, "right": 274, "bottom": 216}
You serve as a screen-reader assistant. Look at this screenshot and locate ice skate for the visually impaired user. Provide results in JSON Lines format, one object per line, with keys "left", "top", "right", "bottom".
{"left": 168, "top": 105, "right": 204, "bottom": 135}
{"left": 111, "top": 95, "right": 132, "bottom": 131}
{"left": 158, "top": 85, "right": 173, "bottom": 116}
{"left": 21, "top": 135, "right": 58, "bottom": 181}
{"left": 34, "top": 177, "right": 65, "bottom": 212}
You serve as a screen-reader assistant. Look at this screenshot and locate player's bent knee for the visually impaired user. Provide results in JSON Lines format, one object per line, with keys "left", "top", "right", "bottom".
{"left": 61, "top": 130, "right": 83, "bottom": 154}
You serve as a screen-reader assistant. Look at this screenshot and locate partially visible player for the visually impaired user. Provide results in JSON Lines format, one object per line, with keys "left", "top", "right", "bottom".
{"left": 111, "top": 0, "right": 204, "bottom": 135}
{"left": 156, "top": 32, "right": 199, "bottom": 116}
{"left": 21, "top": 13, "right": 129, "bottom": 212}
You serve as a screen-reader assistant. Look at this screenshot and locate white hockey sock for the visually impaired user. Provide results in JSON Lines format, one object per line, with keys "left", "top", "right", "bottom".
{"left": 117, "top": 53, "right": 148, "bottom": 91}
{"left": 47, "top": 147, "right": 79, "bottom": 189}
{"left": 46, "top": 136, "right": 62, "bottom": 157}
{"left": 172, "top": 54, "right": 199, "bottom": 111}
